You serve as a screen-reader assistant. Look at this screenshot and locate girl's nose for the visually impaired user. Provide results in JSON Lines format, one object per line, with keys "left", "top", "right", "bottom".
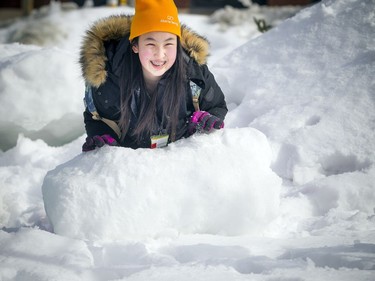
{"left": 154, "top": 46, "right": 165, "bottom": 58}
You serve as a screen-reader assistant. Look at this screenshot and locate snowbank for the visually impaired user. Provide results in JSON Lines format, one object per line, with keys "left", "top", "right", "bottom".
{"left": 213, "top": 0, "right": 375, "bottom": 185}
{"left": 0, "top": 227, "right": 94, "bottom": 280}
{"left": 42, "top": 128, "right": 281, "bottom": 240}
{"left": 0, "top": 135, "right": 83, "bottom": 228}
{"left": 0, "top": 44, "right": 84, "bottom": 150}
{"left": 0, "top": 0, "right": 375, "bottom": 280}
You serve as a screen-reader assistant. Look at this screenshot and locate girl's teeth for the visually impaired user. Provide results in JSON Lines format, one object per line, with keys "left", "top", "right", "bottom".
{"left": 152, "top": 61, "right": 165, "bottom": 66}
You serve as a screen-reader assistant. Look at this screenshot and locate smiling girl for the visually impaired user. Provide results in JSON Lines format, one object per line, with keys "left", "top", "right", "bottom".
{"left": 80, "top": 0, "right": 227, "bottom": 150}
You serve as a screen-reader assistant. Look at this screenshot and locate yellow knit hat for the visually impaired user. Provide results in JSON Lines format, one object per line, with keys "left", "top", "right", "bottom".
{"left": 129, "top": 0, "right": 181, "bottom": 41}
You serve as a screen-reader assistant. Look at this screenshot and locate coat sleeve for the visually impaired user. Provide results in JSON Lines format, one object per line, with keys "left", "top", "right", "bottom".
{"left": 83, "top": 109, "right": 120, "bottom": 141}
{"left": 82, "top": 38, "right": 123, "bottom": 141}
{"left": 83, "top": 82, "right": 120, "bottom": 141}
{"left": 199, "top": 65, "right": 228, "bottom": 121}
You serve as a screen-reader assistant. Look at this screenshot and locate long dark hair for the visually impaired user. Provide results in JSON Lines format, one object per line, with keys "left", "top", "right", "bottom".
{"left": 118, "top": 36, "right": 187, "bottom": 144}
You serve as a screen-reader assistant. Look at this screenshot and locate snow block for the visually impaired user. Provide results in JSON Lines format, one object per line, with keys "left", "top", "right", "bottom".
{"left": 0, "top": 44, "right": 84, "bottom": 150}
{"left": 42, "top": 128, "right": 281, "bottom": 241}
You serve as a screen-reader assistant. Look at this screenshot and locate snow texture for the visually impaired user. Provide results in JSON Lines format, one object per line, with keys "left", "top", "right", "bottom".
{"left": 42, "top": 128, "right": 281, "bottom": 240}
{"left": 0, "top": 0, "right": 374, "bottom": 280}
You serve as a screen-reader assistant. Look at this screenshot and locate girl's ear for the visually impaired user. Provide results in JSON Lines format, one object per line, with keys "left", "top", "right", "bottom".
{"left": 132, "top": 44, "right": 139, "bottom": 53}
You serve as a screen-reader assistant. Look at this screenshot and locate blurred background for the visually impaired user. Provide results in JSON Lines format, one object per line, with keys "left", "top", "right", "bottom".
{"left": 0, "top": 0, "right": 320, "bottom": 21}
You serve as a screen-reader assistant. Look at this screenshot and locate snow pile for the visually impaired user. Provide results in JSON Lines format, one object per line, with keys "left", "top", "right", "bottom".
{"left": 0, "top": 135, "right": 83, "bottom": 228}
{"left": 0, "top": 0, "right": 374, "bottom": 280}
{"left": 214, "top": 0, "right": 375, "bottom": 184}
{"left": 42, "top": 128, "right": 281, "bottom": 240}
{"left": 0, "top": 227, "right": 94, "bottom": 281}
{"left": 211, "top": 0, "right": 375, "bottom": 239}
{"left": 0, "top": 44, "right": 84, "bottom": 150}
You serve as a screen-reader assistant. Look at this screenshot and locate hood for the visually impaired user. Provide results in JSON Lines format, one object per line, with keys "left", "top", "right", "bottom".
{"left": 80, "top": 15, "right": 210, "bottom": 87}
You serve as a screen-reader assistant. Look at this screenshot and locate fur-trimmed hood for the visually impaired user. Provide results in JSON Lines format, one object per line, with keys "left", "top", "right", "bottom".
{"left": 80, "top": 15, "right": 210, "bottom": 88}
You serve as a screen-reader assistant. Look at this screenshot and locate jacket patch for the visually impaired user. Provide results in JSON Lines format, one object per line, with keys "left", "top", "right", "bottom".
{"left": 204, "top": 87, "right": 215, "bottom": 102}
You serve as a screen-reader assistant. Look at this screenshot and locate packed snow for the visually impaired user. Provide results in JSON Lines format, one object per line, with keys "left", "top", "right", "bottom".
{"left": 1, "top": 0, "right": 375, "bottom": 280}
{"left": 43, "top": 128, "right": 281, "bottom": 240}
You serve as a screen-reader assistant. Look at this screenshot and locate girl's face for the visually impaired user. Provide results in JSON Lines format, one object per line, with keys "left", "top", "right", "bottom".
{"left": 132, "top": 31, "right": 178, "bottom": 84}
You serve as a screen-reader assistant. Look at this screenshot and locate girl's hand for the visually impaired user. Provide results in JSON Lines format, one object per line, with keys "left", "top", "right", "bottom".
{"left": 189, "top": 111, "right": 224, "bottom": 134}
{"left": 82, "top": 134, "right": 118, "bottom": 152}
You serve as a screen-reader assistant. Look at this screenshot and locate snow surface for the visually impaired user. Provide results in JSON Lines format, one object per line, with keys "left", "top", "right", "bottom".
{"left": 43, "top": 128, "right": 281, "bottom": 240}
{"left": 1, "top": 0, "right": 375, "bottom": 280}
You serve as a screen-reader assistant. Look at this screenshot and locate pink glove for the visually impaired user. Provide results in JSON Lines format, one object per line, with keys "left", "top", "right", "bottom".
{"left": 189, "top": 111, "right": 224, "bottom": 134}
{"left": 82, "top": 134, "right": 118, "bottom": 152}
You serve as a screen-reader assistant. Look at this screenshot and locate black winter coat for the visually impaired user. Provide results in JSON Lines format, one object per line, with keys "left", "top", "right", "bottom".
{"left": 80, "top": 15, "right": 227, "bottom": 149}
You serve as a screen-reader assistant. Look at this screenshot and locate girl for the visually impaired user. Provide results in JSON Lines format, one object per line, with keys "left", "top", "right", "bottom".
{"left": 80, "top": 0, "right": 227, "bottom": 151}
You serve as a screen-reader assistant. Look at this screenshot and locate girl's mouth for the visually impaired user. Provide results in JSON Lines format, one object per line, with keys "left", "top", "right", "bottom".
{"left": 151, "top": 61, "right": 166, "bottom": 67}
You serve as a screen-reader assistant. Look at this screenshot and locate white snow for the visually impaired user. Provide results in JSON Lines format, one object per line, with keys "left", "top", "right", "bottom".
{"left": 42, "top": 128, "right": 281, "bottom": 240}
{"left": 0, "top": 0, "right": 375, "bottom": 280}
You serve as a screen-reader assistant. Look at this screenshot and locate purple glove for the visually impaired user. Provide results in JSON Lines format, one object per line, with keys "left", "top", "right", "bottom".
{"left": 189, "top": 111, "right": 224, "bottom": 134}
{"left": 82, "top": 134, "right": 118, "bottom": 152}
